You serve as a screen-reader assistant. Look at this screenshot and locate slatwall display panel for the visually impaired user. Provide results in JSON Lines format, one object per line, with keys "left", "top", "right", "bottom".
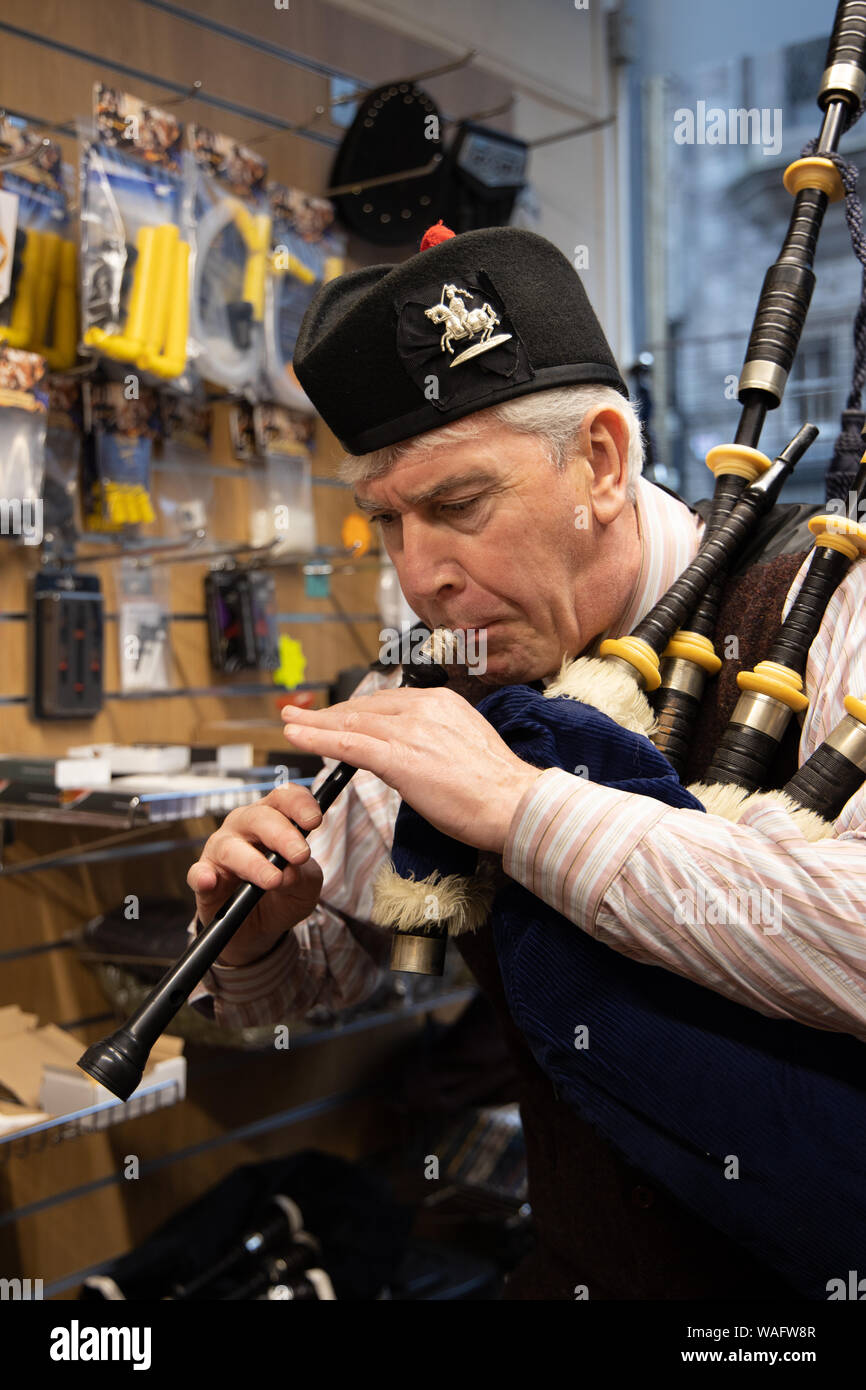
{"left": 0, "top": 0, "right": 506, "bottom": 1297}
{"left": 0, "top": 409, "right": 382, "bottom": 752}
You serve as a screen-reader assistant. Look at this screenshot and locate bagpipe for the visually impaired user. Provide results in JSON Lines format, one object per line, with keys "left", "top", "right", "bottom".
{"left": 372, "top": 460, "right": 866, "bottom": 1301}
{"left": 78, "top": 0, "right": 866, "bottom": 1299}
{"left": 372, "top": 5, "right": 866, "bottom": 1299}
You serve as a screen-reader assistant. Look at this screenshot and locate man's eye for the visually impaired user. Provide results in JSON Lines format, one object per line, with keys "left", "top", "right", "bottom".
{"left": 441, "top": 498, "right": 478, "bottom": 515}
{"left": 370, "top": 499, "right": 478, "bottom": 524}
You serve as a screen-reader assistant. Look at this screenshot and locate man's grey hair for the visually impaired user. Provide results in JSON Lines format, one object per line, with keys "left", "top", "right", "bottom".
{"left": 337, "top": 384, "right": 645, "bottom": 501}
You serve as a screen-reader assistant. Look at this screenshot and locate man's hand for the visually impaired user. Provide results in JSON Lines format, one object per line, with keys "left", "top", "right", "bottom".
{"left": 187, "top": 786, "right": 324, "bottom": 967}
{"left": 282, "top": 686, "right": 544, "bottom": 854}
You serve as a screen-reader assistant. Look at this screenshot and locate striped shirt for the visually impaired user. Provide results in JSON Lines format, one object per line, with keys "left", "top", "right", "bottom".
{"left": 190, "top": 476, "right": 866, "bottom": 1040}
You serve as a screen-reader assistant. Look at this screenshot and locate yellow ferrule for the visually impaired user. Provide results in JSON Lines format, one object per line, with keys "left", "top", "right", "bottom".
{"left": 705, "top": 444, "right": 772, "bottom": 482}
{"left": 599, "top": 635, "right": 661, "bottom": 691}
{"left": 783, "top": 156, "right": 844, "bottom": 202}
{"left": 662, "top": 630, "right": 722, "bottom": 675}
{"left": 807, "top": 514, "right": 866, "bottom": 560}
{"left": 737, "top": 660, "right": 809, "bottom": 712}
{"left": 844, "top": 694, "right": 866, "bottom": 726}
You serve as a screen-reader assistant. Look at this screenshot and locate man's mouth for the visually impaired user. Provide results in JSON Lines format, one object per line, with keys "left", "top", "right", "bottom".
{"left": 444, "top": 619, "right": 503, "bottom": 631}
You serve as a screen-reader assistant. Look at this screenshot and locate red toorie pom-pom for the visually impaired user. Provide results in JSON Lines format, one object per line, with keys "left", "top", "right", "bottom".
{"left": 420, "top": 221, "right": 456, "bottom": 251}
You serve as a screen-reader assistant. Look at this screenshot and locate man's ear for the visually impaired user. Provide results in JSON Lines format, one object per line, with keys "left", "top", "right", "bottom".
{"left": 583, "top": 407, "right": 630, "bottom": 526}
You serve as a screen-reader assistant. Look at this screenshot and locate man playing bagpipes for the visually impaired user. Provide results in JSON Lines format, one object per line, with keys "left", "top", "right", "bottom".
{"left": 182, "top": 203, "right": 866, "bottom": 1299}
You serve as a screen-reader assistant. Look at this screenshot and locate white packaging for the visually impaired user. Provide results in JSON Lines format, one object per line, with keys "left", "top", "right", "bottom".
{"left": 55, "top": 756, "right": 112, "bottom": 789}
{"left": 38, "top": 1054, "right": 186, "bottom": 1130}
{"left": 216, "top": 743, "right": 254, "bottom": 770}
{"left": 67, "top": 743, "right": 192, "bottom": 774}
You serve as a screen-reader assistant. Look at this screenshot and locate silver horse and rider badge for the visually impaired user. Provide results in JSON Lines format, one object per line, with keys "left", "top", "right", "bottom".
{"left": 424, "top": 283, "right": 513, "bottom": 367}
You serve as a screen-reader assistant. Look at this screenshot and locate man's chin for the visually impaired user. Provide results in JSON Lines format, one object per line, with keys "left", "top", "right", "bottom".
{"left": 468, "top": 651, "right": 541, "bottom": 688}
{"left": 431, "top": 623, "right": 549, "bottom": 687}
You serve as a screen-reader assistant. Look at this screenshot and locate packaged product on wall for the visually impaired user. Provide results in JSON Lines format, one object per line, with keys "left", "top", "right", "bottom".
{"left": 0, "top": 344, "right": 48, "bottom": 546}
{"left": 152, "top": 392, "right": 214, "bottom": 538}
{"left": 81, "top": 378, "right": 160, "bottom": 531}
{"left": 43, "top": 376, "right": 84, "bottom": 547}
{"left": 0, "top": 119, "right": 77, "bottom": 370}
{"left": 228, "top": 399, "right": 257, "bottom": 462}
{"left": 117, "top": 556, "right": 170, "bottom": 693}
{"left": 263, "top": 182, "right": 345, "bottom": 410}
{"left": 205, "top": 567, "right": 279, "bottom": 673}
{"left": 249, "top": 403, "right": 316, "bottom": 555}
{"left": 80, "top": 86, "right": 189, "bottom": 384}
{"left": 187, "top": 125, "right": 269, "bottom": 396}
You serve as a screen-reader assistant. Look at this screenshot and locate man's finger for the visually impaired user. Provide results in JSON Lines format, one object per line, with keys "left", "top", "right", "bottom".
{"left": 187, "top": 858, "right": 242, "bottom": 901}
{"left": 187, "top": 861, "right": 218, "bottom": 894}
{"left": 283, "top": 723, "right": 390, "bottom": 777}
{"left": 222, "top": 793, "right": 320, "bottom": 841}
{"left": 285, "top": 709, "right": 405, "bottom": 741}
{"left": 261, "top": 784, "right": 323, "bottom": 830}
{"left": 280, "top": 687, "right": 438, "bottom": 722}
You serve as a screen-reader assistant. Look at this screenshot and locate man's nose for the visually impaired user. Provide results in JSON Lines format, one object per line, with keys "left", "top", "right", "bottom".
{"left": 398, "top": 515, "right": 464, "bottom": 601}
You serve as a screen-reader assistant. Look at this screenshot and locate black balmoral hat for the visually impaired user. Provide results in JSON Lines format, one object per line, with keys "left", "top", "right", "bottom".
{"left": 293, "top": 222, "right": 628, "bottom": 455}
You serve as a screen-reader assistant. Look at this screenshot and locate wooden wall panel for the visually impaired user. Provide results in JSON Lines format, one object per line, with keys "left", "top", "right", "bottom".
{"left": 0, "top": 406, "right": 383, "bottom": 751}
{"left": 0, "top": 0, "right": 500, "bottom": 1296}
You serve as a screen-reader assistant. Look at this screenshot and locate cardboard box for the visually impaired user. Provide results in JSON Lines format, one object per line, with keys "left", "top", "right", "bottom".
{"left": 0, "top": 1019, "right": 185, "bottom": 1138}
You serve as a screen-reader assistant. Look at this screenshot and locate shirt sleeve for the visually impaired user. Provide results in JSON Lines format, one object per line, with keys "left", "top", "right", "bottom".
{"left": 502, "top": 559, "right": 866, "bottom": 1042}
{"left": 186, "top": 669, "right": 403, "bottom": 1031}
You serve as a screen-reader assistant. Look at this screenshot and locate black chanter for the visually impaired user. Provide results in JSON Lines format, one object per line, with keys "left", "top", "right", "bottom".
{"left": 77, "top": 632, "right": 453, "bottom": 1100}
